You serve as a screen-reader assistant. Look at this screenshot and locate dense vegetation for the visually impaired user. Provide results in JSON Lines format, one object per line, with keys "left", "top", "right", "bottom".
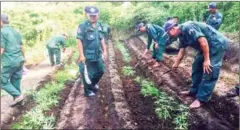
{"left": 1, "top": 2, "right": 239, "bottom": 64}
{"left": 2, "top": 2, "right": 238, "bottom": 46}
{"left": 1, "top": 2, "right": 238, "bottom": 129}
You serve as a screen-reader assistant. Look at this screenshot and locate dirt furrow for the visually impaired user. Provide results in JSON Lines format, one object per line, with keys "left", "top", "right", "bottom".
{"left": 113, "top": 42, "right": 175, "bottom": 129}
{"left": 125, "top": 37, "right": 237, "bottom": 130}
{"left": 95, "top": 44, "right": 122, "bottom": 129}
{"left": 56, "top": 43, "right": 133, "bottom": 129}
{"left": 55, "top": 77, "right": 83, "bottom": 129}
{"left": 108, "top": 41, "right": 136, "bottom": 129}
{"left": 131, "top": 36, "right": 239, "bottom": 128}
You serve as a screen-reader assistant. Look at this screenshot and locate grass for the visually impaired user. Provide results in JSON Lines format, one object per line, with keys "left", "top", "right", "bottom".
{"left": 11, "top": 51, "right": 79, "bottom": 129}
{"left": 12, "top": 81, "right": 63, "bottom": 129}
{"left": 116, "top": 41, "right": 130, "bottom": 63}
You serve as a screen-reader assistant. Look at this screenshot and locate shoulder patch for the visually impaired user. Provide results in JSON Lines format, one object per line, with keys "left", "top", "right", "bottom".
{"left": 188, "top": 29, "right": 195, "bottom": 35}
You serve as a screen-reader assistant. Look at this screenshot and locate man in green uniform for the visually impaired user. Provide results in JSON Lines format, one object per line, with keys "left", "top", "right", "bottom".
{"left": 1, "top": 14, "right": 24, "bottom": 106}
{"left": 76, "top": 6, "right": 107, "bottom": 96}
{"left": 137, "top": 23, "right": 169, "bottom": 67}
{"left": 206, "top": 2, "right": 223, "bottom": 30}
{"left": 164, "top": 20, "right": 229, "bottom": 108}
{"left": 46, "top": 34, "right": 67, "bottom": 66}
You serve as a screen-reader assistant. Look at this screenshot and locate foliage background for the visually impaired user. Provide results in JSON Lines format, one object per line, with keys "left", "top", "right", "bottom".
{"left": 1, "top": 2, "right": 239, "bottom": 63}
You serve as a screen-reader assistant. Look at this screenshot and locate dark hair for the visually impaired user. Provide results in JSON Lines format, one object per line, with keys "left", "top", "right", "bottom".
{"left": 62, "top": 34, "right": 68, "bottom": 37}
{"left": 173, "top": 16, "right": 179, "bottom": 19}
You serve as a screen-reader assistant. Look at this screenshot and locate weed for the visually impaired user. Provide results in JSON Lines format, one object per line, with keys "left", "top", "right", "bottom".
{"left": 135, "top": 76, "right": 189, "bottom": 129}
{"left": 134, "top": 76, "right": 142, "bottom": 83}
{"left": 116, "top": 41, "right": 130, "bottom": 63}
{"left": 174, "top": 111, "right": 188, "bottom": 130}
{"left": 121, "top": 66, "right": 135, "bottom": 76}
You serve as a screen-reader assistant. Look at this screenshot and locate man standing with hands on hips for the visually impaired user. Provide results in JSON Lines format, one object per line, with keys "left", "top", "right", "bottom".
{"left": 76, "top": 6, "right": 107, "bottom": 97}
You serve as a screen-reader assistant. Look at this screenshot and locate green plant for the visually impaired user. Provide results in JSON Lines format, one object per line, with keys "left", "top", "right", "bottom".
{"left": 134, "top": 76, "right": 142, "bottom": 83}
{"left": 154, "top": 95, "right": 174, "bottom": 120}
{"left": 11, "top": 60, "right": 77, "bottom": 129}
{"left": 135, "top": 76, "right": 189, "bottom": 129}
{"left": 121, "top": 66, "right": 135, "bottom": 76}
{"left": 116, "top": 42, "right": 130, "bottom": 63}
{"left": 55, "top": 65, "right": 77, "bottom": 83}
{"left": 140, "top": 80, "right": 160, "bottom": 97}
{"left": 174, "top": 111, "right": 188, "bottom": 130}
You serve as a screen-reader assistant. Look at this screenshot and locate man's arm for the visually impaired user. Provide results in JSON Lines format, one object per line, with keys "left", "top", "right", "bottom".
{"left": 143, "top": 33, "right": 153, "bottom": 57}
{"left": 18, "top": 34, "right": 25, "bottom": 57}
{"left": 76, "top": 24, "right": 86, "bottom": 63}
{"left": 214, "top": 14, "right": 223, "bottom": 29}
{"left": 101, "top": 38, "right": 107, "bottom": 61}
{"left": 21, "top": 45, "right": 25, "bottom": 57}
{"left": 61, "top": 39, "right": 66, "bottom": 52}
{"left": 77, "top": 39, "right": 85, "bottom": 62}
{"left": 172, "top": 48, "right": 185, "bottom": 70}
{"left": 207, "top": 14, "right": 222, "bottom": 26}
{"left": 198, "top": 37, "right": 212, "bottom": 74}
{"left": 1, "top": 33, "right": 6, "bottom": 55}
{"left": 61, "top": 38, "right": 66, "bottom": 48}
{"left": 1, "top": 48, "right": 4, "bottom": 55}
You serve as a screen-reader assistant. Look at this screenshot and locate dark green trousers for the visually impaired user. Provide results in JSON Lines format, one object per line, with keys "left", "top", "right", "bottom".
{"left": 190, "top": 48, "right": 226, "bottom": 102}
{"left": 79, "top": 59, "right": 105, "bottom": 96}
{"left": 1, "top": 61, "right": 24, "bottom": 98}
{"left": 152, "top": 43, "right": 165, "bottom": 62}
{"left": 47, "top": 47, "right": 61, "bottom": 65}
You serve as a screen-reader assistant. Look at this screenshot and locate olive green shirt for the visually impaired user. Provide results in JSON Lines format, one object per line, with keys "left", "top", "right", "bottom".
{"left": 76, "top": 20, "right": 104, "bottom": 61}
{"left": 1, "top": 24, "right": 24, "bottom": 67}
{"left": 46, "top": 36, "right": 66, "bottom": 49}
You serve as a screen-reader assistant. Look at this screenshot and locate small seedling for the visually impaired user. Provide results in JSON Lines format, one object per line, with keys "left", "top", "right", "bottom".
{"left": 122, "top": 66, "right": 135, "bottom": 76}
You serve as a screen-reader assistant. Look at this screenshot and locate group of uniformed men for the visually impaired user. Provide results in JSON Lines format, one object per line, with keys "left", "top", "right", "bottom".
{"left": 136, "top": 2, "right": 234, "bottom": 109}
{"left": 0, "top": 2, "right": 238, "bottom": 108}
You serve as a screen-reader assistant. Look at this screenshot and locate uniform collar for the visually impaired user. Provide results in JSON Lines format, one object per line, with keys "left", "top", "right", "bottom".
{"left": 87, "top": 20, "right": 100, "bottom": 29}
